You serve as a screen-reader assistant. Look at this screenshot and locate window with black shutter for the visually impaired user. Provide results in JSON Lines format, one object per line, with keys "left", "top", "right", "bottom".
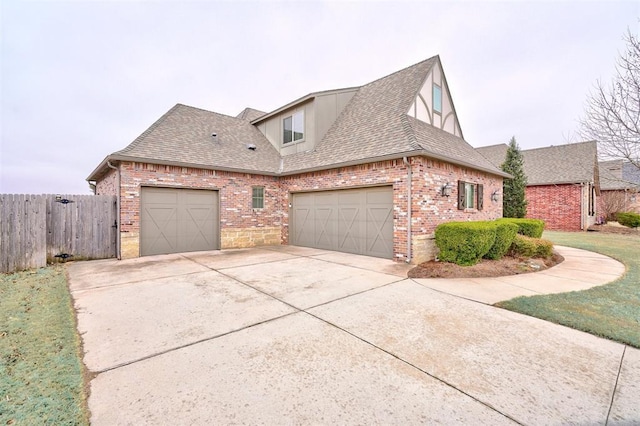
{"left": 457, "top": 181, "right": 483, "bottom": 211}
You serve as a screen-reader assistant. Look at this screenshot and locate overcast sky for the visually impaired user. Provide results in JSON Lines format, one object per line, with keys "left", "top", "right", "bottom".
{"left": 1, "top": 1, "right": 638, "bottom": 194}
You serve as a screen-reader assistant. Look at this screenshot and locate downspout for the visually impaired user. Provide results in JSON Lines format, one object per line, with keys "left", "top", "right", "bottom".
{"left": 107, "top": 161, "right": 121, "bottom": 259}
{"left": 403, "top": 157, "right": 412, "bottom": 263}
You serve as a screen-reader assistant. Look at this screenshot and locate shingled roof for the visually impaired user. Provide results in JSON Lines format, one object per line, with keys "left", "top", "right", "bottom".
{"left": 600, "top": 159, "right": 640, "bottom": 191}
{"left": 88, "top": 104, "right": 282, "bottom": 178}
{"left": 236, "top": 107, "right": 266, "bottom": 122}
{"left": 89, "top": 55, "right": 509, "bottom": 181}
{"left": 477, "top": 141, "right": 598, "bottom": 185}
{"left": 279, "top": 56, "right": 506, "bottom": 176}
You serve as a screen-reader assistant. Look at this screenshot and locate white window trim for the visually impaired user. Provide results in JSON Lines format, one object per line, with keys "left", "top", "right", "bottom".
{"left": 283, "top": 110, "right": 305, "bottom": 145}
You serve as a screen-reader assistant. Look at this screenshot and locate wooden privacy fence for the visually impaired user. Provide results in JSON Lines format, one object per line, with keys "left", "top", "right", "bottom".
{"left": 0, "top": 194, "right": 117, "bottom": 273}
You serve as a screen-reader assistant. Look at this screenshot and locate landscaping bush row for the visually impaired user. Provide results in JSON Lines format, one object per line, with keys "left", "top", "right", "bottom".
{"left": 496, "top": 218, "right": 545, "bottom": 238}
{"left": 617, "top": 212, "right": 640, "bottom": 228}
{"left": 435, "top": 218, "right": 550, "bottom": 266}
{"left": 509, "top": 234, "right": 554, "bottom": 258}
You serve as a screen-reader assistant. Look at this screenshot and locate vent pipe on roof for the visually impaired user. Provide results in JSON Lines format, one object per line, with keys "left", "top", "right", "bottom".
{"left": 247, "top": 144, "right": 257, "bottom": 151}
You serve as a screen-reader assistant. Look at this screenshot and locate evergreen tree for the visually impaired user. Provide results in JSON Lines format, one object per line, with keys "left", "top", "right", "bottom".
{"left": 501, "top": 137, "right": 528, "bottom": 218}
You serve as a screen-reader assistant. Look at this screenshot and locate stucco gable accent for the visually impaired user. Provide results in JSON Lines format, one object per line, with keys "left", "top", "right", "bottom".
{"left": 406, "top": 58, "right": 463, "bottom": 138}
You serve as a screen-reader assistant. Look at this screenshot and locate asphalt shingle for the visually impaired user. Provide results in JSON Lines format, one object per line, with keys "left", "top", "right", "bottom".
{"left": 113, "top": 104, "right": 281, "bottom": 174}
{"left": 89, "top": 56, "right": 508, "bottom": 180}
{"left": 477, "top": 141, "right": 598, "bottom": 185}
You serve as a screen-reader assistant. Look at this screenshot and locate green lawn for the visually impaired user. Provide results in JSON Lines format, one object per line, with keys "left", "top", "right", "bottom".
{"left": 0, "top": 266, "right": 89, "bottom": 425}
{"left": 497, "top": 231, "right": 640, "bottom": 348}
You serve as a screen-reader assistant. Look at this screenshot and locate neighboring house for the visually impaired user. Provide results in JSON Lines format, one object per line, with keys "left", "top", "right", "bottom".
{"left": 88, "top": 55, "right": 509, "bottom": 263}
{"left": 477, "top": 141, "right": 599, "bottom": 231}
{"left": 599, "top": 160, "right": 640, "bottom": 217}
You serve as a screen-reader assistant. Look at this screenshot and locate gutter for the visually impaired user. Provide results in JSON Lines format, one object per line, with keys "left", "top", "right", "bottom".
{"left": 107, "top": 161, "right": 121, "bottom": 260}
{"left": 89, "top": 149, "right": 512, "bottom": 183}
{"left": 403, "top": 157, "right": 412, "bottom": 263}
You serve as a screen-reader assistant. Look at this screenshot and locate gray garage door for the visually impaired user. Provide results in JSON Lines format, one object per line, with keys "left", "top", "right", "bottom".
{"left": 291, "top": 186, "right": 393, "bottom": 259}
{"left": 140, "top": 187, "right": 219, "bottom": 256}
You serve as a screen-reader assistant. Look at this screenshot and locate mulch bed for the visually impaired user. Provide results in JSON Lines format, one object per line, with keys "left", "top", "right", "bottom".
{"left": 407, "top": 252, "right": 564, "bottom": 279}
{"left": 588, "top": 224, "right": 640, "bottom": 235}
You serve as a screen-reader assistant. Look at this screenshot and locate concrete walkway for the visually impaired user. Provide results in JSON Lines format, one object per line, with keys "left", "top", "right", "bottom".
{"left": 413, "top": 245, "right": 627, "bottom": 304}
{"left": 66, "top": 245, "right": 638, "bottom": 425}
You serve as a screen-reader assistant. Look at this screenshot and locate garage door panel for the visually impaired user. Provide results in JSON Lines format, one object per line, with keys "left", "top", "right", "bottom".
{"left": 337, "top": 206, "right": 362, "bottom": 254}
{"left": 293, "top": 207, "right": 313, "bottom": 246}
{"left": 292, "top": 186, "right": 393, "bottom": 259}
{"left": 314, "top": 207, "right": 335, "bottom": 249}
{"left": 365, "top": 186, "right": 393, "bottom": 204}
{"left": 182, "top": 207, "right": 217, "bottom": 252}
{"left": 366, "top": 206, "right": 393, "bottom": 257}
{"left": 141, "top": 188, "right": 219, "bottom": 256}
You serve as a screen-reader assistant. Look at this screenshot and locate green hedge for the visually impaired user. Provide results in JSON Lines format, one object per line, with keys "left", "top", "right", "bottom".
{"left": 435, "top": 221, "right": 497, "bottom": 266}
{"left": 617, "top": 212, "right": 640, "bottom": 228}
{"left": 510, "top": 235, "right": 554, "bottom": 258}
{"left": 484, "top": 221, "right": 519, "bottom": 260}
{"left": 497, "top": 218, "right": 545, "bottom": 238}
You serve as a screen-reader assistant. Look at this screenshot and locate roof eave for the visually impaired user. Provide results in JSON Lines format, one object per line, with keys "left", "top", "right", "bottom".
{"left": 86, "top": 156, "right": 114, "bottom": 182}
{"left": 282, "top": 149, "right": 511, "bottom": 178}
{"left": 89, "top": 154, "right": 281, "bottom": 179}
{"left": 89, "top": 148, "right": 510, "bottom": 183}
{"left": 527, "top": 180, "right": 593, "bottom": 186}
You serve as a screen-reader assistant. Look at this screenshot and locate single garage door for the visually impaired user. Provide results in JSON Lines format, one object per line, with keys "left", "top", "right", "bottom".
{"left": 291, "top": 186, "right": 393, "bottom": 259}
{"left": 140, "top": 187, "right": 219, "bottom": 256}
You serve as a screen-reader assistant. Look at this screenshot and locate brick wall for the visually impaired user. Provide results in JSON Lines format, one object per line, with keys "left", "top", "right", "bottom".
{"left": 525, "top": 184, "right": 583, "bottom": 231}
{"left": 95, "top": 167, "right": 118, "bottom": 196}
{"left": 107, "top": 158, "right": 504, "bottom": 262}
{"left": 280, "top": 157, "right": 503, "bottom": 262}
{"left": 117, "top": 162, "right": 283, "bottom": 257}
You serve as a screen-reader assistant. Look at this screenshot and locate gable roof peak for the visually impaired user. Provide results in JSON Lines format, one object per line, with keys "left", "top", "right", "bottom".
{"left": 361, "top": 55, "right": 439, "bottom": 88}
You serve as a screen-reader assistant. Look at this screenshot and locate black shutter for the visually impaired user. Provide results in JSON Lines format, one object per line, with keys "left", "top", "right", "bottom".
{"left": 477, "top": 184, "right": 484, "bottom": 211}
{"left": 458, "top": 180, "right": 465, "bottom": 210}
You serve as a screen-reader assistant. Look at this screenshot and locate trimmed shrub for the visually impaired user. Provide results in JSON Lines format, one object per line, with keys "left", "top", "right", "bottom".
{"left": 435, "top": 221, "right": 497, "bottom": 266}
{"left": 617, "top": 212, "right": 640, "bottom": 228}
{"left": 509, "top": 235, "right": 554, "bottom": 258}
{"left": 484, "top": 221, "right": 519, "bottom": 260}
{"left": 534, "top": 238, "right": 554, "bottom": 258}
{"left": 497, "top": 218, "right": 545, "bottom": 238}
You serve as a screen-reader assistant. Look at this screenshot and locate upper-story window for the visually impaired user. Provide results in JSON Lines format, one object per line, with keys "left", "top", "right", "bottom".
{"left": 283, "top": 111, "right": 304, "bottom": 144}
{"left": 433, "top": 84, "right": 442, "bottom": 114}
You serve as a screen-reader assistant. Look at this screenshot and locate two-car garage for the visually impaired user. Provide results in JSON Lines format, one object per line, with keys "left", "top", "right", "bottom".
{"left": 139, "top": 185, "right": 394, "bottom": 259}
{"left": 290, "top": 186, "right": 394, "bottom": 259}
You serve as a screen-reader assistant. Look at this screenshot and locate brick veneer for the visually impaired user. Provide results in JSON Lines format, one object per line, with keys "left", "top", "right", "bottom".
{"left": 103, "top": 157, "right": 504, "bottom": 262}
{"left": 525, "top": 184, "right": 584, "bottom": 231}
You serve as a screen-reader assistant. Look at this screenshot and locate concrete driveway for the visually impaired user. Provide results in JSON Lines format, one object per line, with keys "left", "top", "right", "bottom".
{"left": 67, "top": 246, "right": 639, "bottom": 425}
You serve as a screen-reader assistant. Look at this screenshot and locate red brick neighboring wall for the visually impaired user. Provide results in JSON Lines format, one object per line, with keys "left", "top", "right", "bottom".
{"left": 525, "top": 184, "right": 583, "bottom": 231}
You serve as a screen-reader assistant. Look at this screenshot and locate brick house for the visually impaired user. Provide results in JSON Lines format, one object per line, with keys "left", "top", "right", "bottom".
{"left": 598, "top": 160, "right": 640, "bottom": 218}
{"left": 477, "top": 141, "right": 599, "bottom": 231}
{"left": 88, "top": 55, "right": 509, "bottom": 263}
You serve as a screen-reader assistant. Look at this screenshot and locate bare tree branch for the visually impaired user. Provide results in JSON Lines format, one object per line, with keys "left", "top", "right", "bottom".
{"left": 580, "top": 29, "right": 640, "bottom": 171}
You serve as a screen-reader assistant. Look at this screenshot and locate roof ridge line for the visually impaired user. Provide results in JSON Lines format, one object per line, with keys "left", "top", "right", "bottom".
{"left": 521, "top": 140, "right": 596, "bottom": 153}
{"left": 361, "top": 55, "right": 439, "bottom": 88}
